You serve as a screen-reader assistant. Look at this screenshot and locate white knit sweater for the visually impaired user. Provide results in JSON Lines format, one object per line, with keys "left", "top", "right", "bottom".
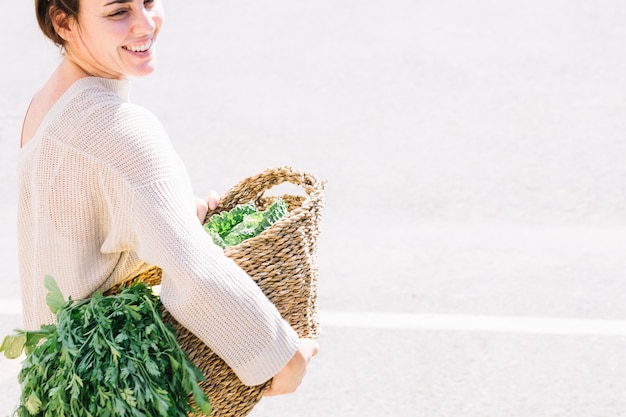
{"left": 17, "top": 77, "right": 298, "bottom": 386}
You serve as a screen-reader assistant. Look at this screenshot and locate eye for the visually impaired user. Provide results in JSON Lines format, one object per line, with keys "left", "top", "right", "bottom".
{"left": 109, "top": 8, "right": 129, "bottom": 18}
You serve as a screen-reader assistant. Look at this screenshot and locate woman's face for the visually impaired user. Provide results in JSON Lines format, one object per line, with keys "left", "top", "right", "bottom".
{"left": 65, "top": 0, "right": 165, "bottom": 79}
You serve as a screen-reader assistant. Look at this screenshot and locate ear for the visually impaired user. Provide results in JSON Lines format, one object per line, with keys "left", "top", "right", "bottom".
{"left": 49, "top": 6, "right": 78, "bottom": 43}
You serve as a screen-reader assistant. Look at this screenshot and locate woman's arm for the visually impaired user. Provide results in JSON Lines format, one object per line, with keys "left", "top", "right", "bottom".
{"left": 128, "top": 176, "right": 300, "bottom": 386}
{"left": 96, "top": 101, "right": 299, "bottom": 386}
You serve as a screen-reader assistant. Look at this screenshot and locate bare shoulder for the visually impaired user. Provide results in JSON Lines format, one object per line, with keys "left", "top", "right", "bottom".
{"left": 21, "top": 61, "right": 88, "bottom": 147}
{"left": 21, "top": 89, "right": 53, "bottom": 147}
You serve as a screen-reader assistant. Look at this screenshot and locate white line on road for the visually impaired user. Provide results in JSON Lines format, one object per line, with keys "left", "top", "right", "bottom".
{"left": 3, "top": 302, "right": 626, "bottom": 337}
{"left": 319, "top": 311, "right": 626, "bottom": 336}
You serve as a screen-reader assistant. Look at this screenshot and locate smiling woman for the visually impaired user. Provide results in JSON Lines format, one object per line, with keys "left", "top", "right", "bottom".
{"left": 34, "top": 0, "right": 163, "bottom": 80}
{"left": 18, "top": 0, "right": 318, "bottom": 413}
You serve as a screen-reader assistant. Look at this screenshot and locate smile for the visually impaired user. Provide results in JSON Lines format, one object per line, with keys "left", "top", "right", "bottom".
{"left": 123, "top": 39, "right": 153, "bottom": 53}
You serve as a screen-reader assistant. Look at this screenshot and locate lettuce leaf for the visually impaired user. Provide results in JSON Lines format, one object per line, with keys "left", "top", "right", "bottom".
{"left": 204, "top": 198, "right": 288, "bottom": 248}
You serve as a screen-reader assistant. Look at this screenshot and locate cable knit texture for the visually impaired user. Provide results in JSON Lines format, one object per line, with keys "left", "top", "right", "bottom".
{"left": 17, "top": 77, "right": 299, "bottom": 386}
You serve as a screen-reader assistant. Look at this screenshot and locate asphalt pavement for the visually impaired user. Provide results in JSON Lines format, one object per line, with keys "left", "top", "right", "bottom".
{"left": 2, "top": 1, "right": 626, "bottom": 416}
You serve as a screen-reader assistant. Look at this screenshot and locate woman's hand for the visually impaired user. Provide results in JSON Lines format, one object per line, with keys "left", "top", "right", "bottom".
{"left": 264, "top": 338, "right": 320, "bottom": 396}
{"left": 195, "top": 191, "right": 220, "bottom": 223}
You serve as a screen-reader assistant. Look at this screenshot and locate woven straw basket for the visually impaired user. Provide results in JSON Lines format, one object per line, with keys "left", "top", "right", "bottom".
{"left": 108, "top": 166, "right": 324, "bottom": 417}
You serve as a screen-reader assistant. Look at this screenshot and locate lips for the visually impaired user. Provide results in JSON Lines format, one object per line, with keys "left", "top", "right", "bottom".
{"left": 123, "top": 39, "right": 153, "bottom": 53}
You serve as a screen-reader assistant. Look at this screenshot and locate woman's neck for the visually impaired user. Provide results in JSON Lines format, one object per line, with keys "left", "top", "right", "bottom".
{"left": 62, "top": 49, "right": 125, "bottom": 80}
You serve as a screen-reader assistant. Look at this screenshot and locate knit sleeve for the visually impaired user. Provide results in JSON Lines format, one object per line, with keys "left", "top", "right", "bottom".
{"left": 98, "top": 103, "right": 299, "bottom": 386}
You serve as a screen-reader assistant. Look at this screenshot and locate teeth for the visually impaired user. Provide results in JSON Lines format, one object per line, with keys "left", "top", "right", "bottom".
{"left": 126, "top": 40, "right": 152, "bottom": 52}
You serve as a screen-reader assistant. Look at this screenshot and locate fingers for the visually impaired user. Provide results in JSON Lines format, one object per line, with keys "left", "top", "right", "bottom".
{"left": 301, "top": 338, "right": 319, "bottom": 362}
{"left": 195, "top": 196, "right": 208, "bottom": 224}
{"left": 207, "top": 190, "right": 219, "bottom": 211}
{"left": 195, "top": 191, "right": 220, "bottom": 224}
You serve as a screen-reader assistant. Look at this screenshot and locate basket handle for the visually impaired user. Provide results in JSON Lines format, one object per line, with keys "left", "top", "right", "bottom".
{"left": 205, "top": 166, "right": 324, "bottom": 220}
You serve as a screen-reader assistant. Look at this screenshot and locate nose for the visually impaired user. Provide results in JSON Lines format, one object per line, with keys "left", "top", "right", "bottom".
{"left": 131, "top": 7, "right": 157, "bottom": 35}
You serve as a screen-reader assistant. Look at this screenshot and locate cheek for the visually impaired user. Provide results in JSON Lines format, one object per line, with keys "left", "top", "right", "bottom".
{"left": 152, "top": 5, "right": 166, "bottom": 32}
{"left": 155, "top": 16, "right": 164, "bottom": 34}
{"left": 91, "top": 22, "right": 129, "bottom": 49}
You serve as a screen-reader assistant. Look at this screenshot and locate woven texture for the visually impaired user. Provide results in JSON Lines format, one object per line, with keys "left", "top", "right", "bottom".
{"left": 108, "top": 166, "right": 324, "bottom": 417}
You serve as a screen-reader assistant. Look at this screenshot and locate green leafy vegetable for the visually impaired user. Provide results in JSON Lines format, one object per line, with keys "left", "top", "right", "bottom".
{"left": 204, "top": 198, "right": 289, "bottom": 248}
{"left": 204, "top": 201, "right": 257, "bottom": 237}
{"left": 1, "top": 276, "right": 211, "bottom": 417}
{"left": 43, "top": 275, "right": 66, "bottom": 315}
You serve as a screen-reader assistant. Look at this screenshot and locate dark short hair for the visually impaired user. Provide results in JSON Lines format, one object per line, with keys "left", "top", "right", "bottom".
{"left": 35, "top": 0, "right": 80, "bottom": 47}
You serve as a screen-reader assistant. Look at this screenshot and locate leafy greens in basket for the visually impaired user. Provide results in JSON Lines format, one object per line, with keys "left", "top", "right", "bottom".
{"left": 0, "top": 276, "right": 211, "bottom": 417}
{"left": 204, "top": 198, "right": 288, "bottom": 248}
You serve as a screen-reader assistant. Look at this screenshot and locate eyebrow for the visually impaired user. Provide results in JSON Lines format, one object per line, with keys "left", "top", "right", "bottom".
{"left": 104, "top": 0, "right": 132, "bottom": 6}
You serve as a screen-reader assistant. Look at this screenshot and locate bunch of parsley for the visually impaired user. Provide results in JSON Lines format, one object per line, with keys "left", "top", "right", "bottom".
{"left": 1, "top": 276, "right": 211, "bottom": 417}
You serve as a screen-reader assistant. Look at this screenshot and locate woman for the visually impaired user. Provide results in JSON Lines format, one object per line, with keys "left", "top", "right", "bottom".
{"left": 19, "top": 0, "right": 318, "bottom": 395}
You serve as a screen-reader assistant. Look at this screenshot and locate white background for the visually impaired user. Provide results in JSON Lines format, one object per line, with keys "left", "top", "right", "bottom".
{"left": 2, "top": 1, "right": 626, "bottom": 416}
